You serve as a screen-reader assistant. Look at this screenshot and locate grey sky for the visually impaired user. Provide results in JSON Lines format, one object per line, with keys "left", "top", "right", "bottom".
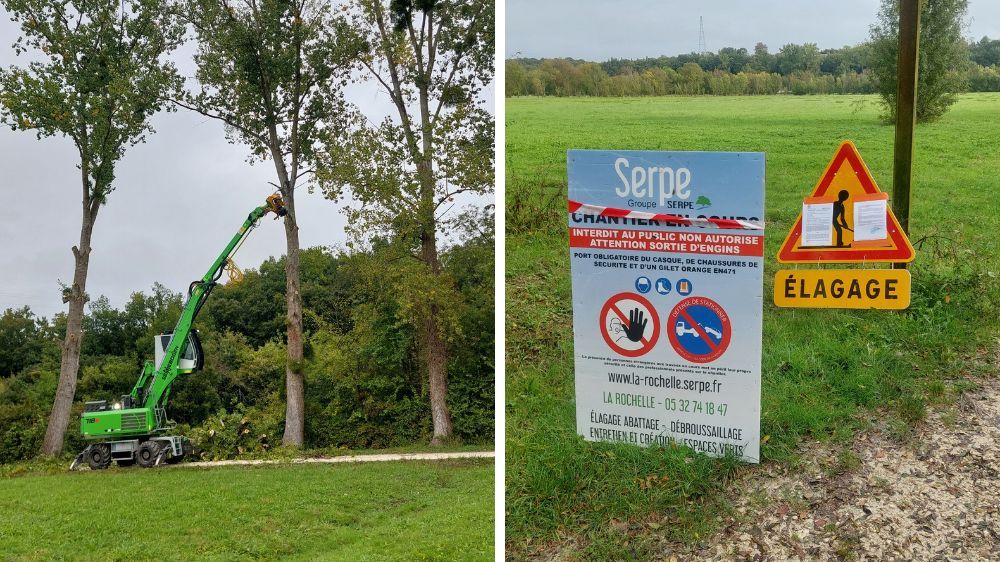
{"left": 0, "top": 13, "right": 493, "bottom": 319}
{"left": 506, "top": 0, "right": 1000, "bottom": 60}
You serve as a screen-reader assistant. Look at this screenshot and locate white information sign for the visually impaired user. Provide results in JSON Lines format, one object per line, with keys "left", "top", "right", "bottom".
{"left": 801, "top": 200, "right": 834, "bottom": 247}
{"left": 568, "top": 150, "right": 765, "bottom": 463}
{"left": 853, "top": 197, "right": 888, "bottom": 242}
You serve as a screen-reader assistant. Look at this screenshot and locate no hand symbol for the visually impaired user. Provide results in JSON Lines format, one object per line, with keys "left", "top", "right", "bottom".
{"left": 600, "top": 292, "right": 660, "bottom": 357}
{"left": 667, "top": 296, "right": 731, "bottom": 363}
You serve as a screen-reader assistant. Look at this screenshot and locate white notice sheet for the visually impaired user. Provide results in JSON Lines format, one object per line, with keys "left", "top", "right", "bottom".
{"left": 853, "top": 197, "right": 888, "bottom": 241}
{"left": 801, "top": 200, "right": 833, "bottom": 247}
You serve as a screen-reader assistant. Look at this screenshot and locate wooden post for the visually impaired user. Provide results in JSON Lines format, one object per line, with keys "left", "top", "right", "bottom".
{"left": 892, "top": 0, "right": 920, "bottom": 270}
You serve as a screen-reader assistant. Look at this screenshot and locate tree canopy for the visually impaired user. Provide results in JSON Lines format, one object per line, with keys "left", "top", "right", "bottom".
{"left": 869, "top": 0, "right": 971, "bottom": 122}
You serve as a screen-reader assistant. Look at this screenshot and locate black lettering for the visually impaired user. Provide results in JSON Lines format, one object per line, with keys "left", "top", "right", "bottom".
{"left": 848, "top": 279, "right": 862, "bottom": 299}
{"left": 814, "top": 279, "right": 826, "bottom": 298}
{"left": 885, "top": 278, "right": 898, "bottom": 299}
{"left": 866, "top": 279, "right": 881, "bottom": 299}
{"left": 831, "top": 279, "right": 844, "bottom": 298}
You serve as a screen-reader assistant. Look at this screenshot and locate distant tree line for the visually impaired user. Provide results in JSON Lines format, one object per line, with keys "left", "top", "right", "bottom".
{"left": 506, "top": 37, "right": 1000, "bottom": 97}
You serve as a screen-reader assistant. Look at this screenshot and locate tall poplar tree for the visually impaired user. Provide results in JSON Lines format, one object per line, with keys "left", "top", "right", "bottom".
{"left": 0, "top": 0, "right": 183, "bottom": 455}
{"left": 318, "top": 0, "right": 494, "bottom": 444}
{"left": 179, "top": 0, "right": 352, "bottom": 445}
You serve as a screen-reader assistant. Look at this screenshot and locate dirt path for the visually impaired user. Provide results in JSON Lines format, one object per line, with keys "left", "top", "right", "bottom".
{"left": 175, "top": 450, "right": 495, "bottom": 469}
{"left": 686, "top": 376, "right": 999, "bottom": 561}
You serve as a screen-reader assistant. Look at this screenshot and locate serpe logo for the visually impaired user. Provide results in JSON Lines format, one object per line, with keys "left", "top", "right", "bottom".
{"left": 613, "top": 157, "right": 692, "bottom": 204}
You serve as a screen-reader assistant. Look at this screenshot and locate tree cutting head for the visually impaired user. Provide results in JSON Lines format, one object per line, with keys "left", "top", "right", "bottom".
{"left": 266, "top": 192, "right": 289, "bottom": 217}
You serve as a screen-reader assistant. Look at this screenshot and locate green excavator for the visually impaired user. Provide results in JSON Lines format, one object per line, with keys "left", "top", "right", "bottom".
{"left": 70, "top": 193, "right": 288, "bottom": 470}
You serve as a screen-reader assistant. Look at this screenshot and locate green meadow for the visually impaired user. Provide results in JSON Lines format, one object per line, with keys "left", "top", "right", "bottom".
{"left": 505, "top": 94, "right": 999, "bottom": 559}
{"left": 0, "top": 459, "right": 493, "bottom": 561}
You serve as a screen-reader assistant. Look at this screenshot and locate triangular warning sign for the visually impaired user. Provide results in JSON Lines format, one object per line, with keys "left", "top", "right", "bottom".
{"left": 777, "top": 141, "right": 915, "bottom": 263}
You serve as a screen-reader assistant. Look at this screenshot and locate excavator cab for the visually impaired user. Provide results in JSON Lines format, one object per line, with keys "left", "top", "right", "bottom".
{"left": 154, "top": 331, "right": 204, "bottom": 372}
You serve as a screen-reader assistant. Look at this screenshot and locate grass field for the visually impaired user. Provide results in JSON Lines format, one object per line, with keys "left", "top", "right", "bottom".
{"left": 505, "top": 94, "right": 999, "bottom": 559}
{"left": 0, "top": 459, "right": 493, "bottom": 561}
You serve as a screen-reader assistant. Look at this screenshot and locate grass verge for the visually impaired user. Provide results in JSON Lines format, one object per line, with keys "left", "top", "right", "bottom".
{"left": 0, "top": 458, "right": 493, "bottom": 561}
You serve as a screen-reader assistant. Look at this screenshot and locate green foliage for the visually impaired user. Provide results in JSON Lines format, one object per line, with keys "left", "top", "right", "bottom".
{"left": 0, "top": 0, "right": 184, "bottom": 199}
{"left": 0, "top": 307, "right": 52, "bottom": 376}
{"left": 187, "top": 402, "right": 285, "bottom": 460}
{"left": 442, "top": 227, "right": 495, "bottom": 441}
{"left": 181, "top": 0, "right": 353, "bottom": 165}
{"left": 304, "top": 327, "right": 431, "bottom": 448}
{"left": 967, "top": 64, "right": 1000, "bottom": 92}
{"left": 776, "top": 42, "right": 821, "bottom": 74}
{"left": 320, "top": 0, "right": 494, "bottom": 252}
{"left": 970, "top": 36, "right": 1000, "bottom": 67}
{"left": 81, "top": 284, "right": 181, "bottom": 358}
{"left": 506, "top": 57, "right": 877, "bottom": 97}
{"left": 203, "top": 247, "right": 356, "bottom": 347}
{"left": 869, "top": 0, "right": 971, "bottom": 122}
{"left": 0, "top": 367, "right": 55, "bottom": 463}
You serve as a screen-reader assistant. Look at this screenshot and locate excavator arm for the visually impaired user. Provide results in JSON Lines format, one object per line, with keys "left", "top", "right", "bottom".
{"left": 141, "top": 193, "right": 287, "bottom": 411}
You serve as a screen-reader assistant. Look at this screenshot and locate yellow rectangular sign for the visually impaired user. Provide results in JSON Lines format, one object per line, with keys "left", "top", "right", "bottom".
{"left": 774, "top": 269, "right": 911, "bottom": 309}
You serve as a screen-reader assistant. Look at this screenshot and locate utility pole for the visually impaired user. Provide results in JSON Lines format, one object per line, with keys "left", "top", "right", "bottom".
{"left": 892, "top": 0, "right": 919, "bottom": 270}
{"left": 698, "top": 16, "right": 706, "bottom": 56}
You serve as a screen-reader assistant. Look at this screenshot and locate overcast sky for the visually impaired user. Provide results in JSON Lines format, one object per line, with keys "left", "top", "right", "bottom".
{"left": 0, "top": 13, "right": 494, "bottom": 319}
{"left": 506, "top": 0, "right": 1000, "bottom": 60}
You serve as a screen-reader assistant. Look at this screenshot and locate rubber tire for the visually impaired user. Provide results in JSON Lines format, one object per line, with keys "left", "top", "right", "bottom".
{"left": 136, "top": 441, "right": 162, "bottom": 468}
{"left": 86, "top": 444, "right": 112, "bottom": 470}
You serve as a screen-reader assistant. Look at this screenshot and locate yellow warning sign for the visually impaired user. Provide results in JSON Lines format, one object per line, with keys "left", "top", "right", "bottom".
{"left": 777, "top": 141, "right": 915, "bottom": 263}
{"left": 774, "top": 269, "right": 911, "bottom": 309}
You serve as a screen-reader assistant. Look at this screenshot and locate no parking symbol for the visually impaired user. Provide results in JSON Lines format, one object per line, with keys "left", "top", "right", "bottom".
{"left": 667, "top": 296, "right": 732, "bottom": 363}
{"left": 600, "top": 292, "right": 660, "bottom": 357}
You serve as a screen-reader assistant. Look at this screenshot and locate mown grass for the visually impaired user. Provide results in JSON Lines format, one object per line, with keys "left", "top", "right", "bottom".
{"left": 0, "top": 459, "right": 492, "bottom": 561}
{"left": 0, "top": 442, "right": 493, "bottom": 479}
{"left": 505, "top": 94, "right": 999, "bottom": 559}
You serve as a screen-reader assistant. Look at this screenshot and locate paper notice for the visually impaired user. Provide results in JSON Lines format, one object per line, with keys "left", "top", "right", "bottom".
{"left": 853, "top": 195, "right": 888, "bottom": 242}
{"left": 801, "top": 199, "right": 833, "bottom": 247}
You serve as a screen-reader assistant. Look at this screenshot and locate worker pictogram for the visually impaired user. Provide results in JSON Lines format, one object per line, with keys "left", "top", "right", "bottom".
{"left": 667, "top": 296, "right": 731, "bottom": 363}
{"left": 777, "top": 141, "right": 914, "bottom": 263}
{"left": 600, "top": 292, "right": 660, "bottom": 357}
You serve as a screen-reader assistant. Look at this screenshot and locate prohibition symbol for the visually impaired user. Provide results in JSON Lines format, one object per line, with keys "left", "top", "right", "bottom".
{"left": 667, "top": 296, "right": 731, "bottom": 363}
{"left": 600, "top": 292, "right": 660, "bottom": 357}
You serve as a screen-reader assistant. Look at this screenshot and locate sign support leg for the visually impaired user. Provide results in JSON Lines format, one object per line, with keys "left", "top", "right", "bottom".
{"left": 892, "top": 0, "right": 920, "bottom": 270}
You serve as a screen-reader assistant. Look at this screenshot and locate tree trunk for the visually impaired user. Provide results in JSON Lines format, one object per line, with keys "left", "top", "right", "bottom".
{"left": 414, "top": 60, "right": 453, "bottom": 444}
{"left": 40, "top": 203, "right": 97, "bottom": 456}
{"left": 422, "top": 293, "right": 453, "bottom": 445}
{"left": 418, "top": 166, "right": 453, "bottom": 445}
{"left": 280, "top": 189, "right": 305, "bottom": 447}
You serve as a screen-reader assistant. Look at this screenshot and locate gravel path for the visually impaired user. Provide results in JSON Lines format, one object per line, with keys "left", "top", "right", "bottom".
{"left": 690, "top": 376, "right": 999, "bottom": 561}
{"left": 175, "top": 450, "right": 495, "bottom": 468}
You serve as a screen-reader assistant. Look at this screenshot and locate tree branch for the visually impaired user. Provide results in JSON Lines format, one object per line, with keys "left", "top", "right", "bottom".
{"left": 169, "top": 97, "right": 269, "bottom": 146}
